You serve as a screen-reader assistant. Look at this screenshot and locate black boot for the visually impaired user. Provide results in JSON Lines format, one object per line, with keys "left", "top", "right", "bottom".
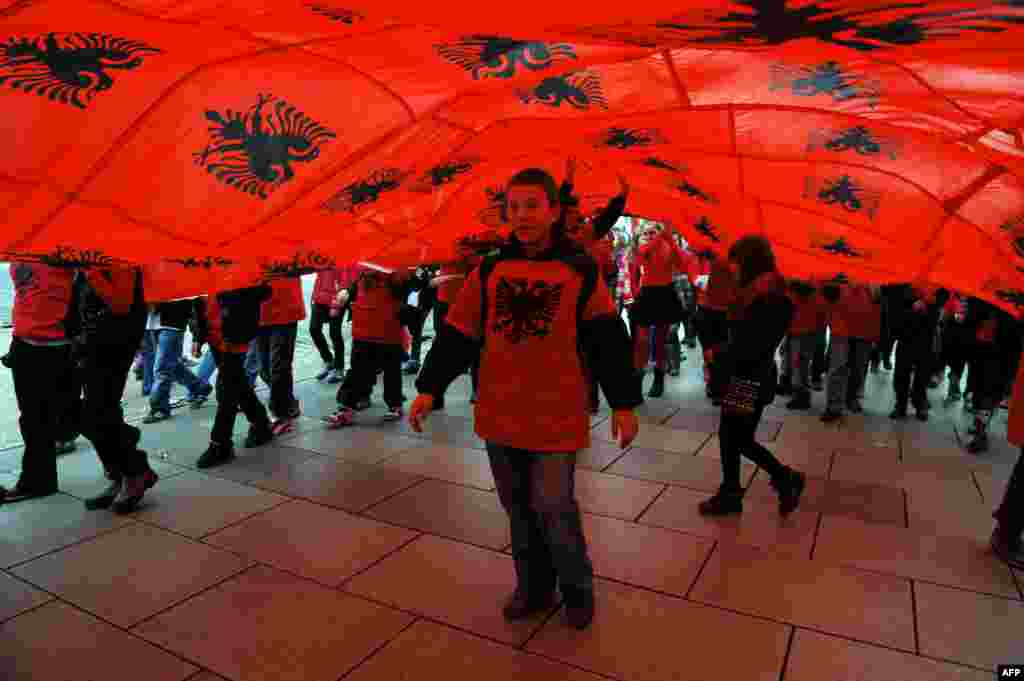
{"left": 561, "top": 585, "right": 595, "bottom": 630}
{"left": 503, "top": 555, "right": 556, "bottom": 621}
{"left": 771, "top": 469, "right": 806, "bottom": 517}
{"left": 648, "top": 369, "right": 666, "bottom": 398}
{"left": 197, "top": 441, "right": 235, "bottom": 469}
{"left": 698, "top": 488, "right": 744, "bottom": 516}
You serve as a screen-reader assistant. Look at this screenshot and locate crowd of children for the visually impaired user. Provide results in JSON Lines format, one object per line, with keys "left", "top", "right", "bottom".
{"left": 2, "top": 162, "right": 1023, "bottom": 629}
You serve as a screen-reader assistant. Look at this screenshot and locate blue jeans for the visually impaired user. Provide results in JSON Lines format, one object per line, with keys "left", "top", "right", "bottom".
{"left": 247, "top": 323, "right": 299, "bottom": 419}
{"left": 150, "top": 328, "right": 205, "bottom": 413}
{"left": 196, "top": 350, "right": 217, "bottom": 389}
{"left": 140, "top": 331, "right": 157, "bottom": 395}
{"left": 486, "top": 442, "right": 593, "bottom": 593}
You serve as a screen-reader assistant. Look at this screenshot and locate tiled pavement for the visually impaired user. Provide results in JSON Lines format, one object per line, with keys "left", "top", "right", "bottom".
{"left": 2, "top": 329, "right": 1023, "bottom": 680}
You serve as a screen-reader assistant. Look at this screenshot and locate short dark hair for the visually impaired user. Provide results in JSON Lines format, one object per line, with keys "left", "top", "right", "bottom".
{"left": 506, "top": 168, "right": 559, "bottom": 206}
{"left": 728, "top": 234, "right": 776, "bottom": 287}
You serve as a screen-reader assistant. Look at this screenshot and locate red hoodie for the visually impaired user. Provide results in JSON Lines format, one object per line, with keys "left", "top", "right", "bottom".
{"left": 636, "top": 229, "right": 688, "bottom": 288}
{"left": 259, "top": 277, "right": 306, "bottom": 326}
{"left": 350, "top": 268, "right": 411, "bottom": 345}
{"left": 10, "top": 263, "right": 75, "bottom": 343}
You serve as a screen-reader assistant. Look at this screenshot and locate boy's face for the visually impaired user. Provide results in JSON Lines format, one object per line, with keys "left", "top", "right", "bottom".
{"left": 505, "top": 184, "right": 559, "bottom": 246}
{"left": 637, "top": 226, "right": 659, "bottom": 246}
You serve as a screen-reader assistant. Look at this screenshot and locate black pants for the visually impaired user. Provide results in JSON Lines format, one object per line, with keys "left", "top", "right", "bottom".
{"left": 893, "top": 333, "right": 933, "bottom": 409}
{"left": 718, "top": 404, "right": 790, "bottom": 492}
{"left": 253, "top": 323, "right": 298, "bottom": 419}
{"left": 309, "top": 303, "right": 345, "bottom": 372}
{"left": 996, "top": 448, "right": 1024, "bottom": 539}
{"left": 80, "top": 308, "right": 150, "bottom": 478}
{"left": 487, "top": 442, "right": 592, "bottom": 593}
{"left": 56, "top": 364, "right": 85, "bottom": 443}
{"left": 873, "top": 302, "right": 894, "bottom": 364}
{"left": 812, "top": 327, "right": 828, "bottom": 382}
{"left": 970, "top": 345, "right": 1010, "bottom": 412}
{"left": 942, "top": 326, "right": 970, "bottom": 380}
{"left": 211, "top": 347, "right": 270, "bottom": 446}
{"left": 8, "top": 339, "right": 75, "bottom": 487}
{"left": 407, "top": 287, "right": 436, "bottom": 364}
{"left": 337, "top": 340, "right": 404, "bottom": 410}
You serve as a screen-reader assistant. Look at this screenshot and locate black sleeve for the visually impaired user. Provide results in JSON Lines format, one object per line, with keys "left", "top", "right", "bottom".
{"left": 191, "top": 298, "right": 209, "bottom": 346}
{"left": 415, "top": 322, "right": 479, "bottom": 398}
{"left": 591, "top": 194, "right": 626, "bottom": 240}
{"left": 580, "top": 314, "right": 643, "bottom": 410}
{"left": 559, "top": 180, "right": 575, "bottom": 206}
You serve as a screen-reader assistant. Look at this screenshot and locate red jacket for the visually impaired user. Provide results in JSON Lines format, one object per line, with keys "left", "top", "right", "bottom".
{"left": 437, "top": 264, "right": 469, "bottom": 305}
{"left": 259, "top": 277, "right": 306, "bottom": 326}
{"left": 85, "top": 266, "right": 139, "bottom": 317}
{"left": 636, "top": 230, "right": 688, "bottom": 288}
{"left": 788, "top": 289, "right": 825, "bottom": 336}
{"left": 350, "top": 268, "right": 410, "bottom": 345}
{"left": 10, "top": 263, "right": 75, "bottom": 342}
{"left": 203, "top": 294, "right": 249, "bottom": 354}
{"left": 312, "top": 269, "right": 344, "bottom": 306}
{"left": 830, "top": 284, "right": 881, "bottom": 341}
{"left": 702, "top": 259, "right": 736, "bottom": 312}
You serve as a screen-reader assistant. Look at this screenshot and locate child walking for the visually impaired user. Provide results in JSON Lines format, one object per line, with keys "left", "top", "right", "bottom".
{"left": 410, "top": 167, "right": 641, "bottom": 630}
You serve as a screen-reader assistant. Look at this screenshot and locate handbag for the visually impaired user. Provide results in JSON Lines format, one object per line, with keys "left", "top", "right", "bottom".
{"left": 720, "top": 377, "right": 761, "bottom": 415}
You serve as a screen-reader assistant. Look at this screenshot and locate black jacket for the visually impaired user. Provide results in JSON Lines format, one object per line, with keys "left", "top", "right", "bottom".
{"left": 153, "top": 299, "right": 194, "bottom": 331}
{"left": 714, "top": 285, "right": 794, "bottom": 404}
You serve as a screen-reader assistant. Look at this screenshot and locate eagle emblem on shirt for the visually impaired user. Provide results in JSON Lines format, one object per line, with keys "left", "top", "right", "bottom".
{"left": 492, "top": 277, "right": 563, "bottom": 343}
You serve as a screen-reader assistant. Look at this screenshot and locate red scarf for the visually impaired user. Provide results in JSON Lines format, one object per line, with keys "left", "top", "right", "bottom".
{"left": 728, "top": 270, "right": 788, "bottom": 321}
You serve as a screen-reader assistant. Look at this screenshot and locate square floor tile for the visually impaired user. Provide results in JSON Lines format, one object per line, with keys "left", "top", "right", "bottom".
{"left": 0, "top": 493, "right": 132, "bottom": 568}
{"left": 11, "top": 523, "right": 248, "bottom": 627}
{"left": 905, "top": 476, "right": 993, "bottom": 542}
{"left": 276, "top": 424, "right": 431, "bottom": 464}
{"left": 130, "top": 471, "right": 287, "bottom": 539}
{"left": 576, "top": 440, "right": 629, "bottom": 472}
{"left": 594, "top": 423, "right": 709, "bottom": 455}
{"left": 205, "top": 500, "right": 417, "bottom": 587}
{"left": 813, "top": 515, "right": 1019, "bottom": 599}
{"left": 638, "top": 486, "right": 818, "bottom": 557}
{"left": 786, "top": 628, "right": 990, "bottom": 681}
{"left": 583, "top": 513, "right": 714, "bottom": 596}
{"left": 345, "top": 620, "right": 605, "bottom": 681}
{"left": 527, "top": 578, "right": 790, "bottom": 681}
{"left": 363, "top": 480, "right": 509, "bottom": 550}
{"left": 250, "top": 456, "right": 424, "bottom": 513}
{"left": 1, "top": 601, "right": 197, "bottom": 681}
{"left": 607, "top": 446, "right": 756, "bottom": 492}
{"left": 0, "top": 571, "right": 51, "bottom": 622}
{"left": 574, "top": 469, "right": 665, "bottom": 521}
{"left": 345, "top": 534, "right": 545, "bottom": 645}
{"left": 378, "top": 444, "right": 495, "bottom": 490}
{"left": 135, "top": 565, "right": 412, "bottom": 681}
{"left": 691, "top": 543, "right": 916, "bottom": 651}
{"left": 916, "top": 581, "right": 1024, "bottom": 671}
{"left": 662, "top": 409, "right": 720, "bottom": 433}
{"left": 747, "top": 476, "right": 906, "bottom": 527}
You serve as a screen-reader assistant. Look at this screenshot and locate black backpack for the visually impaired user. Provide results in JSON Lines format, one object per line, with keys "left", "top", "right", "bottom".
{"left": 217, "top": 284, "right": 272, "bottom": 345}
{"left": 476, "top": 251, "right": 599, "bottom": 350}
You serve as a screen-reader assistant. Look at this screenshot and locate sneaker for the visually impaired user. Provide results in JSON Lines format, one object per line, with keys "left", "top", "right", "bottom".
{"left": 382, "top": 406, "right": 403, "bottom": 421}
{"left": 196, "top": 441, "right": 235, "bottom": 469}
{"left": 111, "top": 468, "right": 159, "bottom": 514}
{"left": 562, "top": 586, "right": 595, "bottom": 630}
{"left": 324, "top": 407, "right": 355, "bottom": 429}
{"left": 271, "top": 418, "right": 296, "bottom": 436}
{"left": 325, "top": 369, "right": 342, "bottom": 384}
{"left": 245, "top": 423, "right": 275, "bottom": 448}
{"left": 402, "top": 360, "right": 420, "bottom": 375}
{"left": 188, "top": 384, "right": 214, "bottom": 409}
{"left": 142, "top": 409, "right": 171, "bottom": 424}
{"left": 316, "top": 364, "right": 331, "bottom": 381}
{"left": 502, "top": 588, "right": 556, "bottom": 621}
{"left": 0, "top": 478, "right": 59, "bottom": 504}
{"left": 991, "top": 527, "right": 1024, "bottom": 570}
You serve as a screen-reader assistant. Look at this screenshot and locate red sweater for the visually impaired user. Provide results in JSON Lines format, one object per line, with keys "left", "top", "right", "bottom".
{"left": 446, "top": 258, "right": 617, "bottom": 452}
{"left": 259, "top": 277, "right": 306, "bottom": 326}
{"left": 636, "top": 230, "right": 688, "bottom": 288}
{"left": 312, "top": 269, "right": 344, "bottom": 306}
{"left": 788, "top": 290, "right": 825, "bottom": 336}
{"left": 10, "top": 264, "right": 75, "bottom": 343}
{"left": 830, "top": 284, "right": 881, "bottom": 340}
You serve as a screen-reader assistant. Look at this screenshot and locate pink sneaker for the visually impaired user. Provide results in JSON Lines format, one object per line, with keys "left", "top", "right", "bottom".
{"left": 324, "top": 408, "right": 355, "bottom": 429}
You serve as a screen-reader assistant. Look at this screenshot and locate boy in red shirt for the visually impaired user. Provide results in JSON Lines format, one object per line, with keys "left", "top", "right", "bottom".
{"left": 820, "top": 280, "right": 879, "bottom": 421}
{"left": 409, "top": 167, "right": 641, "bottom": 630}
{"left": 247, "top": 276, "right": 306, "bottom": 435}
{"left": 310, "top": 265, "right": 355, "bottom": 383}
{"left": 784, "top": 280, "right": 824, "bottom": 411}
{"left": 323, "top": 266, "right": 420, "bottom": 427}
